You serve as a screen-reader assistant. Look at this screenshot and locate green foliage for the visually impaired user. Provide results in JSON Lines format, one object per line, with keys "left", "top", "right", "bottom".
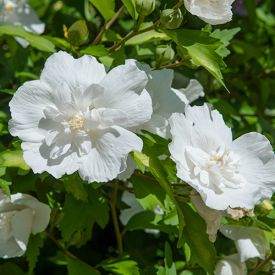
{"left": 164, "top": 29, "right": 227, "bottom": 89}
{"left": 99, "top": 256, "right": 140, "bottom": 275}
{"left": 67, "top": 257, "right": 99, "bottom": 275}
{"left": 60, "top": 187, "right": 109, "bottom": 243}
{"left": 25, "top": 234, "right": 45, "bottom": 274}
{"left": 180, "top": 203, "right": 216, "bottom": 274}
{"left": 0, "top": 25, "right": 55, "bottom": 52}
{"left": 89, "top": 0, "right": 115, "bottom": 21}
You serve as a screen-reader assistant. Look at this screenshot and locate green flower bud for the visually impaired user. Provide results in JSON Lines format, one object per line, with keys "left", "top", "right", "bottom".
{"left": 160, "top": 8, "right": 183, "bottom": 29}
{"left": 67, "top": 20, "right": 89, "bottom": 46}
{"left": 136, "top": 0, "right": 155, "bottom": 17}
{"left": 155, "top": 45, "right": 175, "bottom": 66}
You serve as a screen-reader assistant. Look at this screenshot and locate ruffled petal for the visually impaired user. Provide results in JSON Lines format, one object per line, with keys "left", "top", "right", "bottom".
{"left": 184, "top": 0, "right": 234, "bottom": 25}
{"left": 40, "top": 51, "right": 106, "bottom": 91}
{"left": 99, "top": 62, "right": 152, "bottom": 128}
{"left": 11, "top": 194, "right": 51, "bottom": 234}
{"left": 21, "top": 142, "right": 80, "bottom": 178}
{"left": 8, "top": 80, "right": 55, "bottom": 142}
{"left": 79, "top": 126, "right": 142, "bottom": 182}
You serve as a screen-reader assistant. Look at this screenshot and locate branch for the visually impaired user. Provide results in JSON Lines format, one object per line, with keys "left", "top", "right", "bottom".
{"left": 46, "top": 231, "right": 78, "bottom": 260}
{"left": 92, "top": 6, "right": 124, "bottom": 45}
{"left": 109, "top": 21, "right": 160, "bottom": 52}
{"left": 110, "top": 181, "right": 123, "bottom": 256}
{"left": 249, "top": 254, "right": 273, "bottom": 275}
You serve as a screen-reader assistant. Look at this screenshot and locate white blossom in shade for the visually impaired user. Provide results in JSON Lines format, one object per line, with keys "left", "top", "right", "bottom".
{"left": 0, "top": 192, "right": 51, "bottom": 258}
{"left": 0, "top": 0, "right": 45, "bottom": 47}
{"left": 169, "top": 104, "right": 275, "bottom": 210}
{"left": 184, "top": 0, "right": 235, "bottom": 25}
{"left": 9, "top": 51, "right": 153, "bottom": 183}
{"left": 214, "top": 254, "right": 247, "bottom": 275}
{"left": 220, "top": 224, "right": 270, "bottom": 262}
{"left": 126, "top": 60, "right": 204, "bottom": 139}
{"left": 190, "top": 191, "right": 222, "bottom": 242}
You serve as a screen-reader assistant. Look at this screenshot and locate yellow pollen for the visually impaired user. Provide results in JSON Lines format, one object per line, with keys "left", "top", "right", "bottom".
{"left": 69, "top": 114, "right": 84, "bottom": 130}
{"left": 4, "top": 2, "right": 15, "bottom": 13}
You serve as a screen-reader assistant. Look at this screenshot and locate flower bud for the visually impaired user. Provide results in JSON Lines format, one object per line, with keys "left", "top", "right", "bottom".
{"left": 67, "top": 20, "right": 89, "bottom": 46}
{"left": 160, "top": 8, "right": 183, "bottom": 29}
{"left": 136, "top": 0, "right": 155, "bottom": 17}
{"left": 155, "top": 45, "right": 175, "bottom": 66}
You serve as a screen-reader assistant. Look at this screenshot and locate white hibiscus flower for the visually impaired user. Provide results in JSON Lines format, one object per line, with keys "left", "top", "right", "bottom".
{"left": 220, "top": 224, "right": 270, "bottom": 262}
{"left": 9, "top": 51, "right": 153, "bottom": 183}
{"left": 0, "top": 192, "right": 51, "bottom": 258}
{"left": 214, "top": 254, "right": 247, "bottom": 275}
{"left": 184, "top": 0, "right": 235, "bottom": 25}
{"left": 0, "top": 0, "right": 45, "bottom": 47}
{"left": 126, "top": 60, "right": 204, "bottom": 139}
{"left": 169, "top": 104, "right": 275, "bottom": 210}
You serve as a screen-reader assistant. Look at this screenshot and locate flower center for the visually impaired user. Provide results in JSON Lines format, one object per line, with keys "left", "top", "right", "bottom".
{"left": 4, "top": 1, "right": 16, "bottom": 13}
{"left": 68, "top": 114, "right": 84, "bottom": 130}
{"left": 186, "top": 146, "right": 246, "bottom": 193}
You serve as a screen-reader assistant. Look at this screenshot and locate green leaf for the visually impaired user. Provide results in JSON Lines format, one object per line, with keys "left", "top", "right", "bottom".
{"left": 63, "top": 174, "right": 88, "bottom": 202}
{"left": 121, "top": 0, "right": 138, "bottom": 19}
{"left": 67, "top": 257, "right": 99, "bottom": 275}
{"left": 60, "top": 193, "right": 95, "bottom": 242}
{"left": 25, "top": 234, "right": 44, "bottom": 274}
{"left": 0, "top": 25, "right": 55, "bottom": 52}
{"left": 100, "top": 256, "right": 140, "bottom": 275}
{"left": 0, "top": 89, "right": 15, "bottom": 95}
{"left": 131, "top": 175, "right": 168, "bottom": 211}
{"left": 0, "top": 178, "right": 11, "bottom": 195}
{"left": 180, "top": 203, "right": 216, "bottom": 274}
{"left": 133, "top": 134, "right": 185, "bottom": 247}
{"left": 80, "top": 45, "right": 109, "bottom": 57}
{"left": 0, "top": 263, "right": 24, "bottom": 275}
{"left": 60, "top": 187, "right": 109, "bottom": 242}
{"left": 164, "top": 29, "right": 227, "bottom": 90}
{"left": 0, "top": 150, "right": 29, "bottom": 170}
{"left": 89, "top": 0, "right": 115, "bottom": 21}
{"left": 210, "top": 28, "right": 241, "bottom": 57}
{"left": 126, "top": 26, "right": 170, "bottom": 45}
{"left": 156, "top": 242, "right": 177, "bottom": 275}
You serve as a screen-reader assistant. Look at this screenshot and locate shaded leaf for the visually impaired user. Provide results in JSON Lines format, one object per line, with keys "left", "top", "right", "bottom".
{"left": 67, "top": 257, "right": 99, "bottom": 275}
{"left": 89, "top": 0, "right": 115, "bottom": 21}
{"left": 0, "top": 25, "right": 55, "bottom": 52}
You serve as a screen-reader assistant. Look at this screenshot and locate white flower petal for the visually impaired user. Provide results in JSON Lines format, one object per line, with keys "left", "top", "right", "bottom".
{"left": 184, "top": 0, "right": 235, "bottom": 25}
{"left": 220, "top": 224, "right": 270, "bottom": 262}
{"left": 232, "top": 132, "right": 275, "bottom": 164}
{"left": 9, "top": 80, "right": 54, "bottom": 142}
{"left": 79, "top": 127, "right": 143, "bottom": 182}
{"left": 41, "top": 51, "right": 106, "bottom": 91}
{"left": 214, "top": 254, "right": 247, "bottom": 275}
{"left": 173, "top": 79, "right": 204, "bottom": 104}
{"left": 11, "top": 208, "right": 33, "bottom": 253}
{"left": 169, "top": 105, "right": 275, "bottom": 211}
{"left": 21, "top": 142, "right": 80, "bottom": 178}
{"left": 11, "top": 194, "right": 51, "bottom": 234}
{"left": 99, "top": 63, "right": 152, "bottom": 128}
{"left": 120, "top": 191, "right": 144, "bottom": 225}
{"left": 118, "top": 156, "right": 136, "bottom": 180}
